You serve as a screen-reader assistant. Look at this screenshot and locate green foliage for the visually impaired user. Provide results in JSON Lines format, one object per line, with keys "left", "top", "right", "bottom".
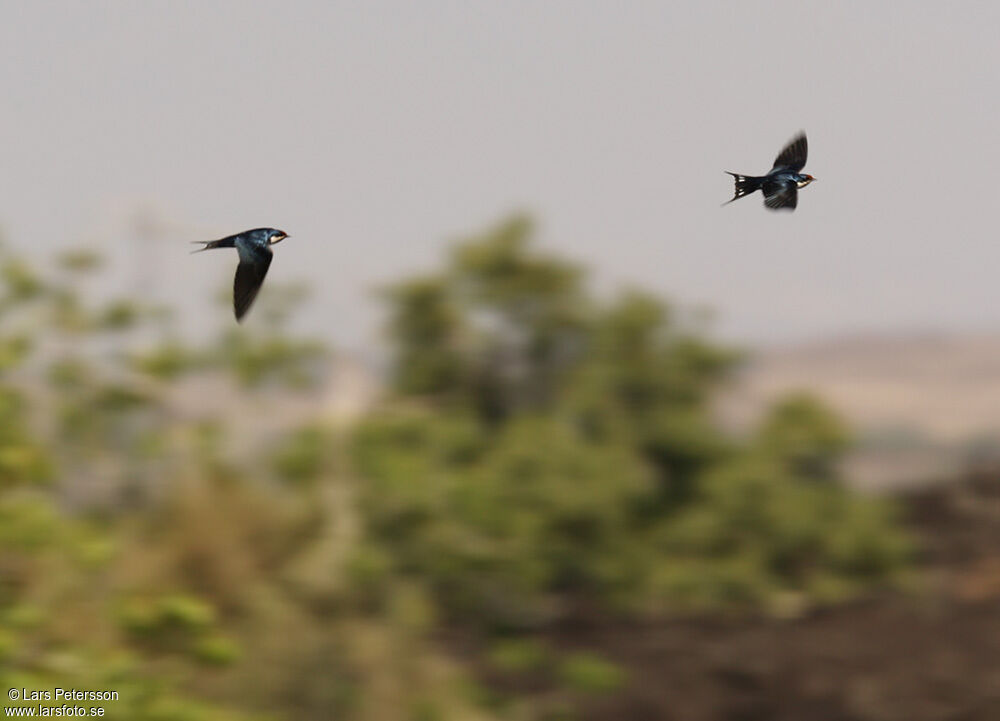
{"left": 0, "top": 243, "right": 471, "bottom": 721}
{"left": 487, "top": 638, "right": 550, "bottom": 673}
{"left": 344, "top": 543, "right": 393, "bottom": 608}
{"left": 0, "top": 389, "right": 52, "bottom": 488}
{"left": 654, "top": 454, "right": 911, "bottom": 609}
{"left": 130, "top": 339, "right": 201, "bottom": 380}
{"left": 0, "top": 220, "right": 917, "bottom": 721}
{"left": 383, "top": 277, "right": 465, "bottom": 396}
{"left": 557, "top": 652, "right": 626, "bottom": 694}
{"left": 0, "top": 335, "right": 31, "bottom": 374}
{"left": 119, "top": 594, "right": 242, "bottom": 668}
{"left": 272, "top": 423, "right": 333, "bottom": 487}
{"left": 56, "top": 248, "right": 104, "bottom": 273}
{"left": 213, "top": 328, "right": 327, "bottom": 388}
{"left": 382, "top": 216, "right": 588, "bottom": 420}
{"left": 758, "top": 392, "right": 851, "bottom": 480}
{"left": 1, "top": 258, "right": 45, "bottom": 301}
{"left": 357, "top": 411, "right": 653, "bottom": 628}
{"left": 194, "top": 634, "right": 242, "bottom": 666}
{"left": 356, "top": 216, "right": 913, "bottom": 627}
{"left": 99, "top": 299, "right": 142, "bottom": 331}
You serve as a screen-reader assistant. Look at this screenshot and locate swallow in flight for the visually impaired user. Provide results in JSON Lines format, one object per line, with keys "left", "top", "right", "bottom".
{"left": 724, "top": 132, "right": 815, "bottom": 210}
{"left": 192, "top": 227, "right": 289, "bottom": 321}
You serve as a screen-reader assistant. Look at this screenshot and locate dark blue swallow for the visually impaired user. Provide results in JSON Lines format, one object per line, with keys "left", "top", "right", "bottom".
{"left": 724, "top": 132, "right": 815, "bottom": 211}
{"left": 192, "top": 228, "right": 289, "bottom": 321}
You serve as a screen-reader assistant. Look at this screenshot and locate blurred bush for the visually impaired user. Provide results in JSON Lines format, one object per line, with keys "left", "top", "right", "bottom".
{"left": 354, "top": 216, "right": 913, "bottom": 630}
{"left": 0, "top": 219, "right": 914, "bottom": 721}
{"left": 0, "top": 240, "right": 491, "bottom": 721}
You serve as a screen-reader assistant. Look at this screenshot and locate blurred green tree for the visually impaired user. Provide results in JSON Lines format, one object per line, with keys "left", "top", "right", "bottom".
{"left": 757, "top": 391, "right": 851, "bottom": 480}
{"left": 383, "top": 216, "right": 588, "bottom": 421}
{"left": 0, "top": 241, "right": 491, "bottom": 721}
{"left": 0, "top": 220, "right": 915, "bottom": 721}
{"left": 356, "top": 216, "right": 913, "bottom": 629}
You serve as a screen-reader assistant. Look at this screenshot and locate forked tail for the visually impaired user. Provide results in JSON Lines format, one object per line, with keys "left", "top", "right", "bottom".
{"left": 190, "top": 238, "right": 231, "bottom": 254}
{"left": 723, "top": 172, "right": 763, "bottom": 205}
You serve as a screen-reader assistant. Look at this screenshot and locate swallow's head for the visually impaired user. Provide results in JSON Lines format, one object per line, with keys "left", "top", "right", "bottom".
{"left": 797, "top": 174, "right": 816, "bottom": 189}
{"left": 267, "top": 229, "right": 289, "bottom": 245}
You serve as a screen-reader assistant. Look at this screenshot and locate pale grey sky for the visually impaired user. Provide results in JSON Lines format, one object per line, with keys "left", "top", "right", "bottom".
{"left": 2, "top": 2, "right": 999, "bottom": 351}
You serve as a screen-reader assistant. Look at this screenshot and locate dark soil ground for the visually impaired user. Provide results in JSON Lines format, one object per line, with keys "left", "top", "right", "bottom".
{"left": 558, "top": 596, "right": 1000, "bottom": 721}
{"left": 472, "top": 475, "right": 1000, "bottom": 721}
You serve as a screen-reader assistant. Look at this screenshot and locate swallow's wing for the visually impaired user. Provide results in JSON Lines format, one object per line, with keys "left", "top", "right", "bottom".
{"left": 762, "top": 178, "right": 798, "bottom": 210}
{"left": 233, "top": 241, "right": 273, "bottom": 321}
{"left": 770, "top": 133, "right": 808, "bottom": 173}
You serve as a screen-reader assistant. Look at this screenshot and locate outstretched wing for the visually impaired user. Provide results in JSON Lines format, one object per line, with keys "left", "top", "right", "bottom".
{"left": 233, "top": 241, "right": 273, "bottom": 321}
{"left": 762, "top": 178, "right": 798, "bottom": 210}
{"left": 770, "top": 133, "right": 808, "bottom": 173}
